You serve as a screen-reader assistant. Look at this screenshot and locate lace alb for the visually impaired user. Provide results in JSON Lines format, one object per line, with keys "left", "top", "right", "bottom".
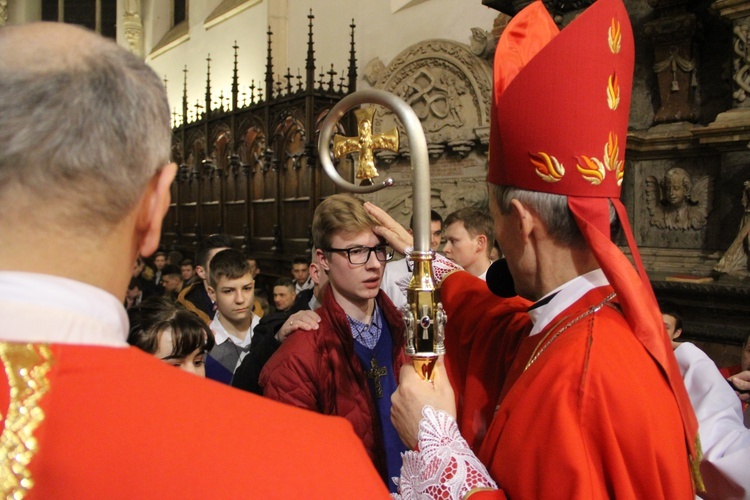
{"left": 392, "top": 406, "right": 497, "bottom": 499}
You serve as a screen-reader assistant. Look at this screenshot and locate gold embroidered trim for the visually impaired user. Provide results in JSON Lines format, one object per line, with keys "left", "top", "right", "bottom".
{"left": 0, "top": 343, "right": 54, "bottom": 499}
{"left": 691, "top": 434, "right": 705, "bottom": 493}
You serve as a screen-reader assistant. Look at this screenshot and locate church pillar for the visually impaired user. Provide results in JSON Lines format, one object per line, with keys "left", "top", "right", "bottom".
{"left": 123, "top": 0, "right": 143, "bottom": 57}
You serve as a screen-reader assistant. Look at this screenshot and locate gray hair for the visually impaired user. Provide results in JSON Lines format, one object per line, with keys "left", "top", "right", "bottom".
{"left": 0, "top": 23, "right": 171, "bottom": 228}
{"left": 489, "top": 183, "right": 617, "bottom": 248}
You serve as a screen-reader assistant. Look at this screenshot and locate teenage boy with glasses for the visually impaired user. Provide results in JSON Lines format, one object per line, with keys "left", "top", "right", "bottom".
{"left": 260, "top": 194, "right": 409, "bottom": 493}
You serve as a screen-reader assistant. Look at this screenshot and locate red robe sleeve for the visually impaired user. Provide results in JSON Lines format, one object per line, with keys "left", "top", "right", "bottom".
{"left": 440, "top": 270, "right": 532, "bottom": 452}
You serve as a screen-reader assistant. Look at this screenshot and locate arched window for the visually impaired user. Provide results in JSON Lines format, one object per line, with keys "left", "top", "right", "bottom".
{"left": 41, "top": 0, "right": 117, "bottom": 39}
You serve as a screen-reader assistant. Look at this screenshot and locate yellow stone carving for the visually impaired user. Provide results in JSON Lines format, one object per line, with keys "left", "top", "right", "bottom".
{"left": 332, "top": 107, "right": 398, "bottom": 182}
{"left": 0, "top": 343, "right": 54, "bottom": 499}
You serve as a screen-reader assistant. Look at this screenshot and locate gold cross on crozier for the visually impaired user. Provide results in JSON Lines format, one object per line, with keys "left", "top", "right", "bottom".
{"left": 365, "top": 357, "right": 388, "bottom": 399}
{"left": 332, "top": 107, "right": 398, "bottom": 183}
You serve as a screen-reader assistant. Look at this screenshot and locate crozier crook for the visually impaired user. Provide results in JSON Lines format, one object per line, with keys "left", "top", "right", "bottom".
{"left": 317, "top": 89, "right": 445, "bottom": 380}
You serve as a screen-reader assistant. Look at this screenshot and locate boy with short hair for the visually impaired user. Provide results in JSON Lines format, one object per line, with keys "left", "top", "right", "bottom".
{"left": 442, "top": 206, "right": 495, "bottom": 280}
{"left": 273, "top": 277, "right": 297, "bottom": 312}
{"left": 291, "top": 256, "right": 313, "bottom": 293}
{"left": 160, "top": 264, "right": 184, "bottom": 300}
{"left": 260, "top": 194, "right": 409, "bottom": 492}
{"left": 206, "top": 248, "right": 260, "bottom": 376}
{"left": 177, "top": 233, "right": 233, "bottom": 324}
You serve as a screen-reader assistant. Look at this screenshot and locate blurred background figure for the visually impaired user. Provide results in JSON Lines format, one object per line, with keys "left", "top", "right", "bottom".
{"left": 292, "top": 256, "right": 313, "bottom": 293}
{"left": 160, "top": 264, "right": 184, "bottom": 301}
{"left": 273, "top": 277, "right": 297, "bottom": 313}
{"left": 180, "top": 258, "right": 195, "bottom": 283}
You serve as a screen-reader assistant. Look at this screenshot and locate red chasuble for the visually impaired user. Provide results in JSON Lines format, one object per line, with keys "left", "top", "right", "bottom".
{"left": 0, "top": 343, "right": 388, "bottom": 499}
{"left": 441, "top": 271, "right": 695, "bottom": 499}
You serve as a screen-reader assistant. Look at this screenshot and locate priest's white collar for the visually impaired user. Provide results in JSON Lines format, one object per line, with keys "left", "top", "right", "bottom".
{"left": 527, "top": 268, "right": 609, "bottom": 337}
{"left": 0, "top": 271, "right": 129, "bottom": 347}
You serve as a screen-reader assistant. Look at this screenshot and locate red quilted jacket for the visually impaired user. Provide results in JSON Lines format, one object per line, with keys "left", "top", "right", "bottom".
{"left": 259, "top": 286, "right": 409, "bottom": 481}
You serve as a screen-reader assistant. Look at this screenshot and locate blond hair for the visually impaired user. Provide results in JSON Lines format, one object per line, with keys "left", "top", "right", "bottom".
{"left": 312, "top": 194, "right": 379, "bottom": 251}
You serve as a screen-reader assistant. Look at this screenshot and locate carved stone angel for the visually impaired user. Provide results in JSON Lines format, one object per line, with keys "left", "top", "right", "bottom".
{"left": 644, "top": 167, "right": 712, "bottom": 230}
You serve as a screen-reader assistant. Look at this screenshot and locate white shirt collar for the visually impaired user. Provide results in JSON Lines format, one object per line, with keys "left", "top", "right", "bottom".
{"left": 295, "top": 276, "right": 314, "bottom": 293}
{"left": 477, "top": 268, "right": 489, "bottom": 282}
{"left": 210, "top": 312, "right": 259, "bottom": 348}
{"left": 527, "top": 269, "right": 609, "bottom": 337}
{"left": 0, "top": 271, "right": 129, "bottom": 347}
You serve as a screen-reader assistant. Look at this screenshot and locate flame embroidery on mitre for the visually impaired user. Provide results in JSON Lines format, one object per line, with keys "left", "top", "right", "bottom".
{"left": 607, "top": 72, "right": 620, "bottom": 110}
{"left": 530, "top": 152, "right": 565, "bottom": 183}
{"left": 576, "top": 155, "right": 606, "bottom": 185}
{"left": 604, "top": 131, "right": 624, "bottom": 186}
{"left": 608, "top": 18, "right": 621, "bottom": 54}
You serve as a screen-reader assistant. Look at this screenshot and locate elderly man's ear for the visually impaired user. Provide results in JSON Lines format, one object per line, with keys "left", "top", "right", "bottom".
{"left": 135, "top": 163, "right": 177, "bottom": 258}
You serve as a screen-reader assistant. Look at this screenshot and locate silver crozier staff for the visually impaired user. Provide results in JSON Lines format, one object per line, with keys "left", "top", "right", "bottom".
{"left": 317, "top": 89, "right": 446, "bottom": 381}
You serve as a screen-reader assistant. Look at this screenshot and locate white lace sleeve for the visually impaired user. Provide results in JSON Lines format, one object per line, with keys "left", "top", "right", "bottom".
{"left": 392, "top": 406, "right": 498, "bottom": 499}
{"left": 395, "top": 248, "right": 463, "bottom": 303}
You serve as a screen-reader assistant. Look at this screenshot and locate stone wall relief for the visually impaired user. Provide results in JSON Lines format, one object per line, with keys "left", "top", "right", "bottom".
{"left": 366, "top": 37, "right": 493, "bottom": 159}
{"left": 714, "top": 179, "right": 750, "bottom": 275}
{"left": 643, "top": 0, "right": 699, "bottom": 123}
{"left": 733, "top": 19, "right": 750, "bottom": 107}
{"left": 361, "top": 34, "right": 493, "bottom": 218}
{"left": 644, "top": 167, "right": 713, "bottom": 230}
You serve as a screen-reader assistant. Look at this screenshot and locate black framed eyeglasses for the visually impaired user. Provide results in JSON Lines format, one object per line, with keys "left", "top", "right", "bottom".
{"left": 325, "top": 244, "right": 394, "bottom": 265}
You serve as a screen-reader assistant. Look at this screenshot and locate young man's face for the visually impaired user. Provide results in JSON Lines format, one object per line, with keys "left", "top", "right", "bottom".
{"left": 443, "top": 221, "right": 480, "bottom": 269}
{"left": 154, "top": 329, "right": 207, "bottom": 377}
{"left": 208, "top": 273, "right": 255, "bottom": 325}
{"left": 154, "top": 255, "right": 166, "bottom": 270}
{"left": 181, "top": 264, "right": 194, "bottom": 281}
{"left": 319, "top": 230, "right": 385, "bottom": 308}
{"left": 273, "top": 285, "right": 296, "bottom": 311}
{"left": 292, "top": 263, "right": 310, "bottom": 285}
{"left": 430, "top": 220, "right": 443, "bottom": 251}
{"left": 162, "top": 275, "right": 182, "bottom": 293}
{"left": 662, "top": 314, "right": 682, "bottom": 341}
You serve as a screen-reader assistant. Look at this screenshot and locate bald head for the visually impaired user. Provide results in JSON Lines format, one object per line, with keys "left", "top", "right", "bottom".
{"left": 0, "top": 22, "right": 171, "bottom": 230}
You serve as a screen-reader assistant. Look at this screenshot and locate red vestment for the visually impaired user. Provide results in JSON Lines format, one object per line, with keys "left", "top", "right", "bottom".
{"left": 0, "top": 343, "right": 388, "bottom": 499}
{"left": 441, "top": 271, "right": 695, "bottom": 499}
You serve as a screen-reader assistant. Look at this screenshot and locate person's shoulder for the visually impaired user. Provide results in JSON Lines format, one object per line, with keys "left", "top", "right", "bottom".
{"left": 177, "top": 280, "right": 200, "bottom": 301}
{"left": 50, "top": 346, "right": 387, "bottom": 496}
